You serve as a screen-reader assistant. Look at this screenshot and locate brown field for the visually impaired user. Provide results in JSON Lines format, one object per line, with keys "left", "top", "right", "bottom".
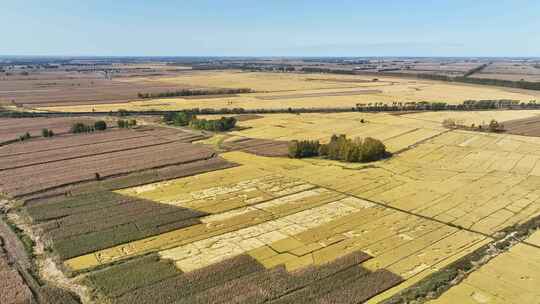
{"left": 471, "top": 61, "right": 540, "bottom": 82}
{"left": 255, "top": 89, "right": 382, "bottom": 100}
{"left": 502, "top": 115, "right": 540, "bottom": 137}
{"left": 34, "top": 71, "right": 540, "bottom": 112}
{"left": 0, "top": 116, "right": 96, "bottom": 143}
{"left": 0, "top": 125, "right": 221, "bottom": 197}
{"left": 0, "top": 69, "right": 204, "bottom": 107}
{"left": 222, "top": 137, "right": 289, "bottom": 157}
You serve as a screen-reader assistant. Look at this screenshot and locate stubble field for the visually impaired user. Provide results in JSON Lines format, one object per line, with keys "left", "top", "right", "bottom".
{"left": 33, "top": 71, "right": 540, "bottom": 112}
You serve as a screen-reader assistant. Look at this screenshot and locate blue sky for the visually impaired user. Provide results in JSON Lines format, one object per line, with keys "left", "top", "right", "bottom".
{"left": 2, "top": 0, "right": 539, "bottom": 57}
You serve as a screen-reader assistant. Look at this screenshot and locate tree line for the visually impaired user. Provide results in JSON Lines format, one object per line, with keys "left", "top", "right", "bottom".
{"left": 288, "top": 135, "right": 389, "bottom": 163}
{"left": 163, "top": 112, "right": 237, "bottom": 132}
{"left": 70, "top": 120, "right": 107, "bottom": 133}
{"left": 442, "top": 118, "right": 505, "bottom": 133}
{"left": 137, "top": 88, "right": 252, "bottom": 99}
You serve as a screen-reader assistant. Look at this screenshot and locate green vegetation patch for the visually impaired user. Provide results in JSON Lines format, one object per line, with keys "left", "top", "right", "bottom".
{"left": 83, "top": 254, "right": 180, "bottom": 299}
{"left": 289, "top": 134, "right": 389, "bottom": 163}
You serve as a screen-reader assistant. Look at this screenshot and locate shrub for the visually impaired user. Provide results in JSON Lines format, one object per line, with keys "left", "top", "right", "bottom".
{"left": 94, "top": 120, "right": 107, "bottom": 131}
{"left": 288, "top": 140, "right": 320, "bottom": 158}
{"left": 41, "top": 128, "right": 54, "bottom": 138}
{"left": 18, "top": 132, "right": 31, "bottom": 141}
{"left": 442, "top": 118, "right": 456, "bottom": 128}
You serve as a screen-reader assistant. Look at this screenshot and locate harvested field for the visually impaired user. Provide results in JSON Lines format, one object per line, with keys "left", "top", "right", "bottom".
{"left": 0, "top": 117, "right": 96, "bottom": 144}
{"left": 502, "top": 115, "right": 540, "bottom": 137}
{"left": 15, "top": 110, "right": 540, "bottom": 303}
{"left": 222, "top": 137, "right": 289, "bottom": 157}
{"left": 225, "top": 112, "right": 447, "bottom": 153}
{"left": 35, "top": 71, "right": 540, "bottom": 112}
{"left": 255, "top": 89, "right": 382, "bottom": 100}
{"left": 233, "top": 114, "right": 264, "bottom": 121}
{"left": 0, "top": 140, "right": 215, "bottom": 197}
{"left": 0, "top": 70, "right": 205, "bottom": 107}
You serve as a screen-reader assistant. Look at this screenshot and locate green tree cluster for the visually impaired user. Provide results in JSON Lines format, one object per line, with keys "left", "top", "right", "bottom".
{"left": 164, "top": 112, "right": 237, "bottom": 132}
{"left": 71, "top": 121, "right": 107, "bottom": 134}
{"left": 189, "top": 117, "right": 237, "bottom": 132}
{"left": 42, "top": 128, "right": 54, "bottom": 138}
{"left": 94, "top": 120, "right": 107, "bottom": 131}
{"left": 288, "top": 140, "right": 320, "bottom": 158}
{"left": 117, "top": 119, "right": 137, "bottom": 128}
{"left": 289, "top": 135, "right": 388, "bottom": 163}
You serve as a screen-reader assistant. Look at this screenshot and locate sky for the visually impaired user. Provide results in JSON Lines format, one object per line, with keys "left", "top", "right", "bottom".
{"left": 2, "top": 0, "right": 539, "bottom": 57}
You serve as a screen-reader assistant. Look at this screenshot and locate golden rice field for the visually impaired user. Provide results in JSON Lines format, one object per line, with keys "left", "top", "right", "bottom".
{"left": 64, "top": 119, "right": 540, "bottom": 295}
{"left": 45, "top": 111, "right": 540, "bottom": 303}
{"left": 36, "top": 71, "right": 539, "bottom": 112}
{"left": 428, "top": 231, "right": 540, "bottom": 304}
{"left": 209, "top": 111, "right": 540, "bottom": 153}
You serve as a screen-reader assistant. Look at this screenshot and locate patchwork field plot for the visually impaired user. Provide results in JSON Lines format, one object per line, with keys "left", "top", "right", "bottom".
{"left": 220, "top": 137, "right": 289, "bottom": 157}
{"left": 0, "top": 116, "right": 96, "bottom": 144}
{"left": 429, "top": 231, "right": 540, "bottom": 304}
{"left": 224, "top": 112, "right": 446, "bottom": 153}
{"left": 0, "top": 140, "right": 214, "bottom": 197}
{"left": 503, "top": 115, "right": 540, "bottom": 137}
{"left": 35, "top": 71, "right": 540, "bottom": 112}
{"left": 0, "top": 69, "right": 202, "bottom": 107}
{"left": 10, "top": 110, "right": 540, "bottom": 304}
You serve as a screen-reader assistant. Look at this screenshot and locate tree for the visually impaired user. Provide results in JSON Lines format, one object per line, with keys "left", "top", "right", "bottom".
{"left": 442, "top": 118, "right": 456, "bottom": 128}
{"left": 488, "top": 119, "right": 504, "bottom": 132}
{"left": 94, "top": 120, "right": 107, "bottom": 131}
{"left": 42, "top": 128, "right": 50, "bottom": 137}
{"left": 71, "top": 122, "right": 88, "bottom": 133}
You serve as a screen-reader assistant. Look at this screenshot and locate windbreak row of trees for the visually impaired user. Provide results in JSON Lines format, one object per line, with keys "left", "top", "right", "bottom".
{"left": 289, "top": 135, "right": 389, "bottom": 163}
{"left": 163, "top": 112, "right": 237, "bottom": 132}
{"left": 417, "top": 73, "right": 540, "bottom": 91}
{"left": 137, "top": 88, "right": 252, "bottom": 99}
{"left": 71, "top": 120, "right": 107, "bottom": 134}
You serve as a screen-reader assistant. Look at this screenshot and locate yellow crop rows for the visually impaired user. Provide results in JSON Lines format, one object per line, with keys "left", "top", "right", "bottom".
{"left": 62, "top": 110, "right": 540, "bottom": 302}
{"left": 429, "top": 231, "right": 540, "bottom": 304}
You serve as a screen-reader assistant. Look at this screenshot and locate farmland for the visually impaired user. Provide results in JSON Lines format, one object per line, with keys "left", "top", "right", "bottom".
{"left": 1, "top": 62, "right": 540, "bottom": 303}
{"left": 428, "top": 230, "right": 540, "bottom": 304}
{"left": 32, "top": 71, "right": 540, "bottom": 113}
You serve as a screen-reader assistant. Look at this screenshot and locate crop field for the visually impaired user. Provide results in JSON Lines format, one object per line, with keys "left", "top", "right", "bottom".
{"left": 33, "top": 71, "right": 540, "bottom": 112}
{"left": 0, "top": 116, "right": 96, "bottom": 144}
{"left": 47, "top": 109, "right": 540, "bottom": 303}
{"left": 470, "top": 61, "right": 540, "bottom": 83}
{"left": 502, "top": 115, "right": 540, "bottom": 137}
{"left": 3, "top": 109, "right": 540, "bottom": 303}
{"left": 0, "top": 125, "right": 226, "bottom": 198}
{"left": 429, "top": 230, "right": 540, "bottom": 304}
{"left": 0, "top": 68, "right": 201, "bottom": 107}
{"left": 223, "top": 112, "right": 447, "bottom": 153}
